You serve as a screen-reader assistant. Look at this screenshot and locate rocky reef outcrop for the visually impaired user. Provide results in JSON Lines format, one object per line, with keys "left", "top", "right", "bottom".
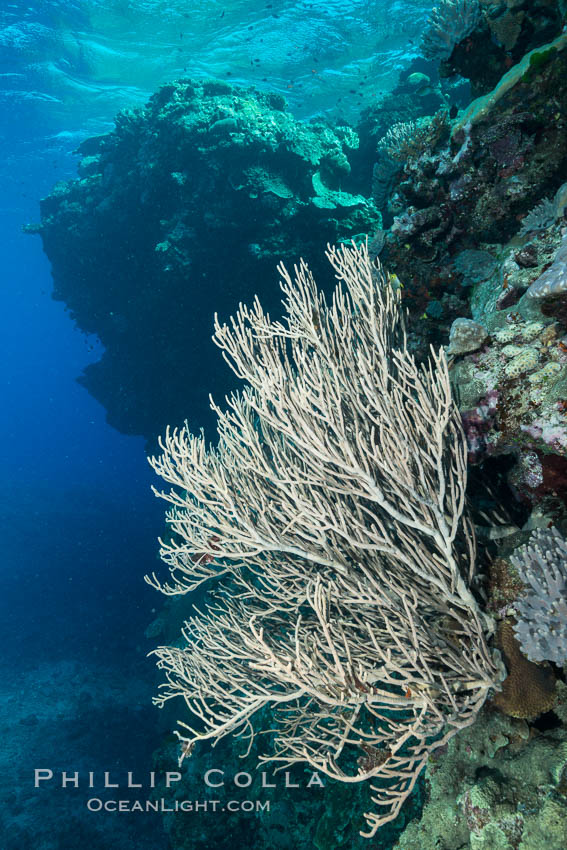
{"left": 34, "top": 80, "right": 379, "bottom": 439}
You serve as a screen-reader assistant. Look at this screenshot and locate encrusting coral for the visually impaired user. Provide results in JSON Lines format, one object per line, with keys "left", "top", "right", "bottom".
{"left": 492, "top": 620, "right": 556, "bottom": 719}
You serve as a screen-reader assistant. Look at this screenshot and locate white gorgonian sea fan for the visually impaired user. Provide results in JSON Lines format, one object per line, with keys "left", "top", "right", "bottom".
{"left": 147, "top": 242, "right": 504, "bottom": 837}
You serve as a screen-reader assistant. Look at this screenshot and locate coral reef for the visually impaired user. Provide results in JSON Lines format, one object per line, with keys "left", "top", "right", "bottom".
{"left": 372, "top": 33, "right": 567, "bottom": 513}
{"left": 439, "top": 0, "right": 565, "bottom": 96}
{"left": 32, "top": 80, "right": 379, "bottom": 440}
{"left": 384, "top": 32, "right": 567, "bottom": 289}
{"left": 447, "top": 222, "right": 567, "bottom": 505}
{"left": 393, "top": 692, "right": 567, "bottom": 850}
{"left": 31, "top": 15, "right": 567, "bottom": 846}
{"left": 140, "top": 25, "right": 567, "bottom": 850}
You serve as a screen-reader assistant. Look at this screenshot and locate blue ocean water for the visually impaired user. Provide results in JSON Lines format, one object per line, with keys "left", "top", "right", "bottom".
{"left": 0, "top": 155, "right": 168, "bottom": 847}
{"left": 0, "top": 2, "right": 434, "bottom": 848}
